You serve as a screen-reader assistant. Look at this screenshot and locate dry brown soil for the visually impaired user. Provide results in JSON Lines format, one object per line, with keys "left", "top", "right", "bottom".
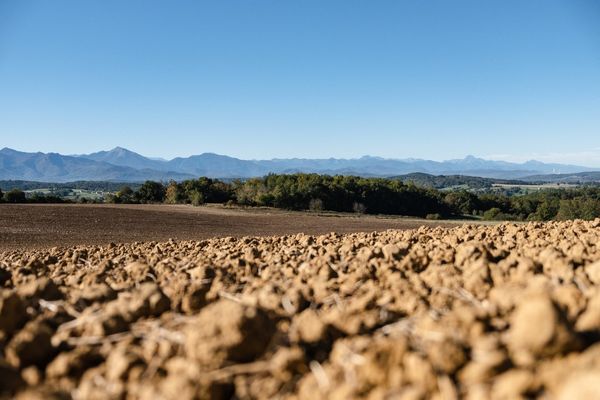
{"left": 0, "top": 204, "right": 459, "bottom": 251}
{"left": 1, "top": 219, "right": 600, "bottom": 399}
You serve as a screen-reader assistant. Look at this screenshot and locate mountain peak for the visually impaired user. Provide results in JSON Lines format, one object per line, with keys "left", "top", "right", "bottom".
{"left": 523, "top": 160, "right": 544, "bottom": 166}
{"left": 109, "top": 146, "right": 133, "bottom": 154}
{"left": 79, "top": 147, "right": 168, "bottom": 171}
{"left": 360, "top": 155, "right": 379, "bottom": 160}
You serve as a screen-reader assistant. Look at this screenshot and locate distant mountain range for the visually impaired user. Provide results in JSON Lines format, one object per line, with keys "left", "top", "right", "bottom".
{"left": 0, "top": 148, "right": 194, "bottom": 182}
{"left": 0, "top": 147, "right": 598, "bottom": 182}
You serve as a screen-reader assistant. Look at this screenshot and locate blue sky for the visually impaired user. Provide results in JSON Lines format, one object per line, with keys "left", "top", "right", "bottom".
{"left": 1, "top": 0, "right": 599, "bottom": 165}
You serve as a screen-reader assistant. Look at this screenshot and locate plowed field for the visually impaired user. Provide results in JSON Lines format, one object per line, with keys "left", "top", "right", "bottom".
{"left": 1, "top": 219, "right": 600, "bottom": 399}
{"left": 0, "top": 204, "right": 457, "bottom": 251}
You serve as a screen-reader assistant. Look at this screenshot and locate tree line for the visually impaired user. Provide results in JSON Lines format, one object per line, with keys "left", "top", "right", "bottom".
{"left": 0, "top": 188, "right": 69, "bottom": 204}
{"left": 2, "top": 174, "right": 599, "bottom": 221}
{"left": 105, "top": 174, "right": 600, "bottom": 221}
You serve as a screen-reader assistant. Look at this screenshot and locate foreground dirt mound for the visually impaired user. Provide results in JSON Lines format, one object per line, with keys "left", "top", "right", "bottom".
{"left": 1, "top": 220, "right": 600, "bottom": 399}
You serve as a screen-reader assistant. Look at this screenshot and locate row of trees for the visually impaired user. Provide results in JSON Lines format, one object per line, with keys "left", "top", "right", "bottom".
{"left": 107, "top": 174, "right": 600, "bottom": 221}
{"left": 108, "top": 175, "right": 452, "bottom": 218}
{"left": 442, "top": 187, "right": 600, "bottom": 220}
{"left": 0, "top": 188, "right": 69, "bottom": 203}
{"left": 234, "top": 174, "right": 451, "bottom": 217}
{"left": 4, "top": 174, "right": 599, "bottom": 221}
{"left": 108, "top": 178, "right": 233, "bottom": 206}
{"left": 0, "top": 188, "right": 26, "bottom": 203}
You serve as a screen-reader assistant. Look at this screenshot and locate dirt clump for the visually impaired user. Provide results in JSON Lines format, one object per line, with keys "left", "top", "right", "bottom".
{"left": 184, "top": 299, "right": 275, "bottom": 367}
{"left": 0, "top": 219, "right": 599, "bottom": 398}
{"left": 6, "top": 320, "right": 55, "bottom": 369}
{"left": 508, "top": 293, "right": 580, "bottom": 364}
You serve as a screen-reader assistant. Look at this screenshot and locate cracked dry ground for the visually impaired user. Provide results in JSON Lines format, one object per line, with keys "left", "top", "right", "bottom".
{"left": 1, "top": 220, "right": 600, "bottom": 399}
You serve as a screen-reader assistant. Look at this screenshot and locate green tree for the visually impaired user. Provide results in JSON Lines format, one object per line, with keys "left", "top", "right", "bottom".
{"left": 189, "top": 189, "right": 204, "bottom": 206}
{"left": 556, "top": 198, "right": 600, "bottom": 220}
{"left": 5, "top": 189, "right": 26, "bottom": 203}
{"left": 179, "top": 177, "right": 234, "bottom": 204}
{"left": 114, "top": 186, "right": 135, "bottom": 203}
{"left": 165, "top": 181, "right": 184, "bottom": 204}
{"left": 528, "top": 199, "right": 559, "bottom": 221}
{"left": 482, "top": 207, "right": 502, "bottom": 221}
{"left": 444, "top": 190, "right": 479, "bottom": 215}
{"left": 135, "top": 181, "right": 165, "bottom": 203}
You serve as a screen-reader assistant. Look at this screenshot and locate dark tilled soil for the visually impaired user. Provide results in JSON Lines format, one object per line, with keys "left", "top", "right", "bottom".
{"left": 0, "top": 220, "right": 600, "bottom": 399}
{"left": 0, "top": 204, "right": 458, "bottom": 251}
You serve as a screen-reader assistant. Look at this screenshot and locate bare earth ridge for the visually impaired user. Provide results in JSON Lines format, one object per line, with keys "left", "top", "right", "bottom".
{"left": 1, "top": 219, "right": 600, "bottom": 399}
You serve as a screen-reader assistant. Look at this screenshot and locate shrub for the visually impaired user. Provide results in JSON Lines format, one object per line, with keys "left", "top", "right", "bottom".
{"left": 113, "top": 186, "right": 135, "bottom": 203}
{"left": 352, "top": 202, "right": 366, "bottom": 214}
{"left": 309, "top": 198, "right": 324, "bottom": 212}
{"left": 189, "top": 190, "right": 204, "bottom": 206}
{"left": 482, "top": 208, "right": 502, "bottom": 220}
{"left": 426, "top": 213, "right": 441, "bottom": 220}
{"left": 482, "top": 207, "right": 519, "bottom": 221}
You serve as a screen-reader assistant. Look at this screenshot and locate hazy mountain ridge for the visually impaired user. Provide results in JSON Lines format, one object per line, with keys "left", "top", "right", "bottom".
{"left": 80, "top": 147, "right": 169, "bottom": 171}
{"left": 0, "top": 148, "right": 194, "bottom": 182}
{"left": 0, "top": 147, "right": 598, "bottom": 182}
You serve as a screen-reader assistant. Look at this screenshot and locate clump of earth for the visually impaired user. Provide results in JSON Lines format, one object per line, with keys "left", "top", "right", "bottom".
{"left": 1, "top": 219, "right": 600, "bottom": 399}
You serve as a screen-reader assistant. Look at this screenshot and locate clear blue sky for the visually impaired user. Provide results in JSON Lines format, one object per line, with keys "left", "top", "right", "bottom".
{"left": 1, "top": 0, "right": 599, "bottom": 165}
